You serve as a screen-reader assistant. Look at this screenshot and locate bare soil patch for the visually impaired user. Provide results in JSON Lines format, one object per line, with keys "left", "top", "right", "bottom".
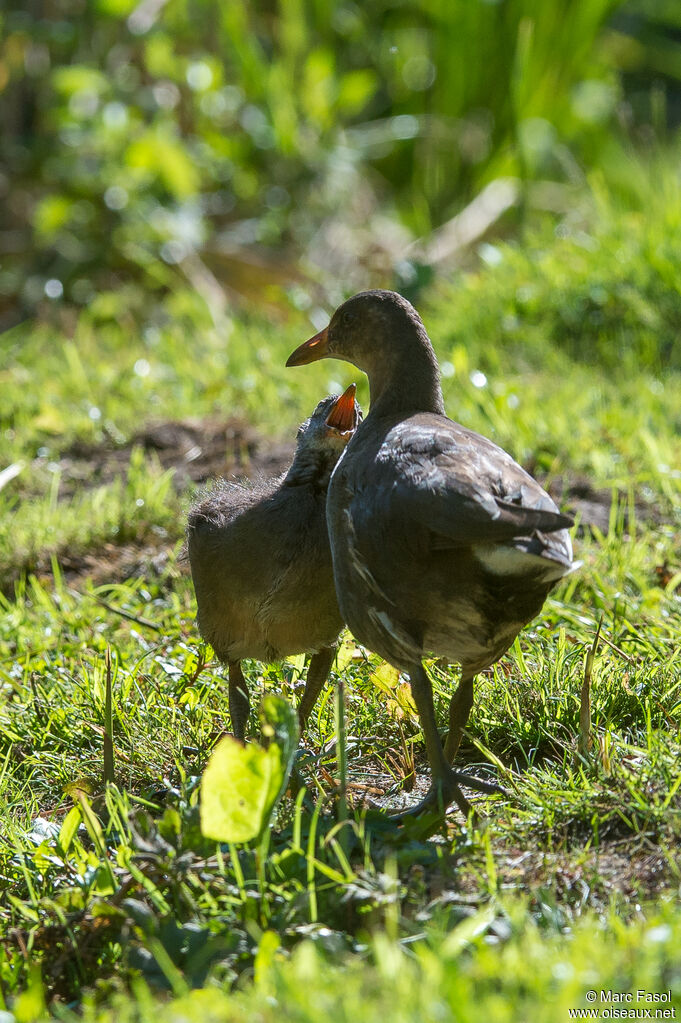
{"left": 25, "top": 418, "right": 295, "bottom": 588}
{"left": 60, "top": 416, "right": 295, "bottom": 497}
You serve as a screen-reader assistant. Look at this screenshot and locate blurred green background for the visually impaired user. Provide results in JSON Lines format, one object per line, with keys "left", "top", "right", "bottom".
{"left": 3, "top": 0, "right": 681, "bottom": 332}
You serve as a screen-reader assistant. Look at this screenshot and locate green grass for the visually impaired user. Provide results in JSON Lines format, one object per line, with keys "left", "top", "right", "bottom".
{"left": 2, "top": 192, "right": 681, "bottom": 1019}
{"left": 12, "top": 900, "right": 681, "bottom": 1023}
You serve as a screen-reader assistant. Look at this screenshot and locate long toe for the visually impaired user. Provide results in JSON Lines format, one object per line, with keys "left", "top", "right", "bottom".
{"left": 450, "top": 770, "right": 506, "bottom": 797}
{"left": 390, "top": 767, "right": 479, "bottom": 823}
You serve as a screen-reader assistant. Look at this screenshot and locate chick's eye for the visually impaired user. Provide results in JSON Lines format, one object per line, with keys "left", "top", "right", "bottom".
{"left": 340, "top": 310, "right": 355, "bottom": 327}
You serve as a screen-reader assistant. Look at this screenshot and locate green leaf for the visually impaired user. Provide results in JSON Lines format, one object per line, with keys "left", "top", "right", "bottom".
{"left": 200, "top": 738, "right": 282, "bottom": 843}
{"left": 7, "top": 894, "right": 40, "bottom": 924}
{"left": 144, "top": 35, "right": 183, "bottom": 79}
{"left": 369, "top": 662, "right": 400, "bottom": 696}
{"left": 96, "top": 0, "right": 137, "bottom": 15}
{"left": 200, "top": 696, "right": 299, "bottom": 843}
{"left": 11, "top": 965, "right": 46, "bottom": 1023}
{"left": 33, "top": 196, "right": 75, "bottom": 240}
{"left": 57, "top": 805, "right": 82, "bottom": 855}
{"left": 440, "top": 905, "right": 497, "bottom": 958}
{"left": 51, "top": 66, "right": 108, "bottom": 97}
{"left": 125, "top": 130, "right": 201, "bottom": 198}
{"left": 254, "top": 929, "right": 281, "bottom": 989}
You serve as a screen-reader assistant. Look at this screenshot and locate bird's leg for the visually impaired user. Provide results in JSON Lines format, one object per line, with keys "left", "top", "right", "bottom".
{"left": 228, "top": 661, "right": 250, "bottom": 742}
{"left": 392, "top": 662, "right": 474, "bottom": 821}
{"left": 288, "top": 646, "right": 336, "bottom": 801}
{"left": 297, "top": 645, "right": 335, "bottom": 733}
{"left": 444, "top": 673, "right": 506, "bottom": 797}
{"left": 445, "top": 673, "right": 475, "bottom": 763}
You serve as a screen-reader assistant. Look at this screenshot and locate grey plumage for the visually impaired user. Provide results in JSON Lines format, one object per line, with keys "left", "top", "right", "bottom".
{"left": 287, "top": 289, "right": 577, "bottom": 817}
{"left": 186, "top": 389, "right": 361, "bottom": 738}
{"left": 329, "top": 410, "right": 574, "bottom": 675}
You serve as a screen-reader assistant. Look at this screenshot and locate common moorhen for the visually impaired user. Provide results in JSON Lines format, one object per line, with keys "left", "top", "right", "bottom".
{"left": 286, "top": 290, "right": 575, "bottom": 817}
{"left": 186, "top": 385, "right": 361, "bottom": 740}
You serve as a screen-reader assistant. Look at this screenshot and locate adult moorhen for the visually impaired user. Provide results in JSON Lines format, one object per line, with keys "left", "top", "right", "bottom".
{"left": 286, "top": 290, "right": 575, "bottom": 818}
{"left": 186, "top": 385, "right": 361, "bottom": 740}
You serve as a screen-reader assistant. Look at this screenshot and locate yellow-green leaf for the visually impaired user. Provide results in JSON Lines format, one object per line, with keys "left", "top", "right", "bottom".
{"left": 337, "top": 69, "right": 376, "bottom": 115}
{"left": 33, "top": 196, "right": 75, "bottom": 240}
{"left": 200, "top": 736, "right": 283, "bottom": 843}
{"left": 126, "top": 130, "right": 201, "bottom": 198}
{"left": 58, "top": 805, "right": 82, "bottom": 855}
{"left": 200, "top": 696, "right": 299, "bottom": 843}
{"left": 369, "top": 662, "right": 401, "bottom": 696}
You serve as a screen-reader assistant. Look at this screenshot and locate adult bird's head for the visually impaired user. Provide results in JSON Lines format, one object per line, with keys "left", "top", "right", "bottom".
{"left": 286, "top": 290, "right": 430, "bottom": 373}
{"left": 286, "top": 290, "right": 444, "bottom": 416}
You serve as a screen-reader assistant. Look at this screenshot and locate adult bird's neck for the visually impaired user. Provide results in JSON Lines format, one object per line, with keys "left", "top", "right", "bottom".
{"left": 366, "top": 331, "right": 446, "bottom": 419}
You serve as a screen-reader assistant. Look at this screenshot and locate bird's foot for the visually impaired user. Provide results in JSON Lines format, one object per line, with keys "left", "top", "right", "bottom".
{"left": 450, "top": 770, "right": 506, "bottom": 797}
{"left": 389, "top": 767, "right": 483, "bottom": 826}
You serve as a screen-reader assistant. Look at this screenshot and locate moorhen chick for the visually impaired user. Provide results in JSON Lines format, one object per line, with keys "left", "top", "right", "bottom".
{"left": 187, "top": 385, "right": 361, "bottom": 740}
{"left": 287, "top": 290, "right": 575, "bottom": 818}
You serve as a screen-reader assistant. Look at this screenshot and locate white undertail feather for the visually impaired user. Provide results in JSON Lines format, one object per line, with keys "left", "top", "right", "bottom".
{"left": 473, "top": 543, "right": 580, "bottom": 582}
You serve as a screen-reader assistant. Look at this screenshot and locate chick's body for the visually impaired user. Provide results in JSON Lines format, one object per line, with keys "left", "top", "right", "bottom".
{"left": 187, "top": 389, "right": 361, "bottom": 738}
{"left": 189, "top": 472, "right": 342, "bottom": 664}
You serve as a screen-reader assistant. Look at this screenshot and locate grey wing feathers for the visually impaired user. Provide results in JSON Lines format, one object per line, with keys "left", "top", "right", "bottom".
{"left": 379, "top": 416, "right": 573, "bottom": 547}
{"left": 493, "top": 498, "right": 573, "bottom": 534}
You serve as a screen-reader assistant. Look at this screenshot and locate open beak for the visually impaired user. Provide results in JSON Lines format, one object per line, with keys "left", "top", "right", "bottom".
{"left": 286, "top": 325, "right": 329, "bottom": 367}
{"left": 325, "top": 383, "right": 356, "bottom": 434}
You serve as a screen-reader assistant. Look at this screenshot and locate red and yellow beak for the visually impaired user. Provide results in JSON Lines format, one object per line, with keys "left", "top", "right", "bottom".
{"left": 286, "top": 325, "right": 329, "bottom": 367}
{"left": 325, "top": 383, "right": 356, "bottom": 434}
